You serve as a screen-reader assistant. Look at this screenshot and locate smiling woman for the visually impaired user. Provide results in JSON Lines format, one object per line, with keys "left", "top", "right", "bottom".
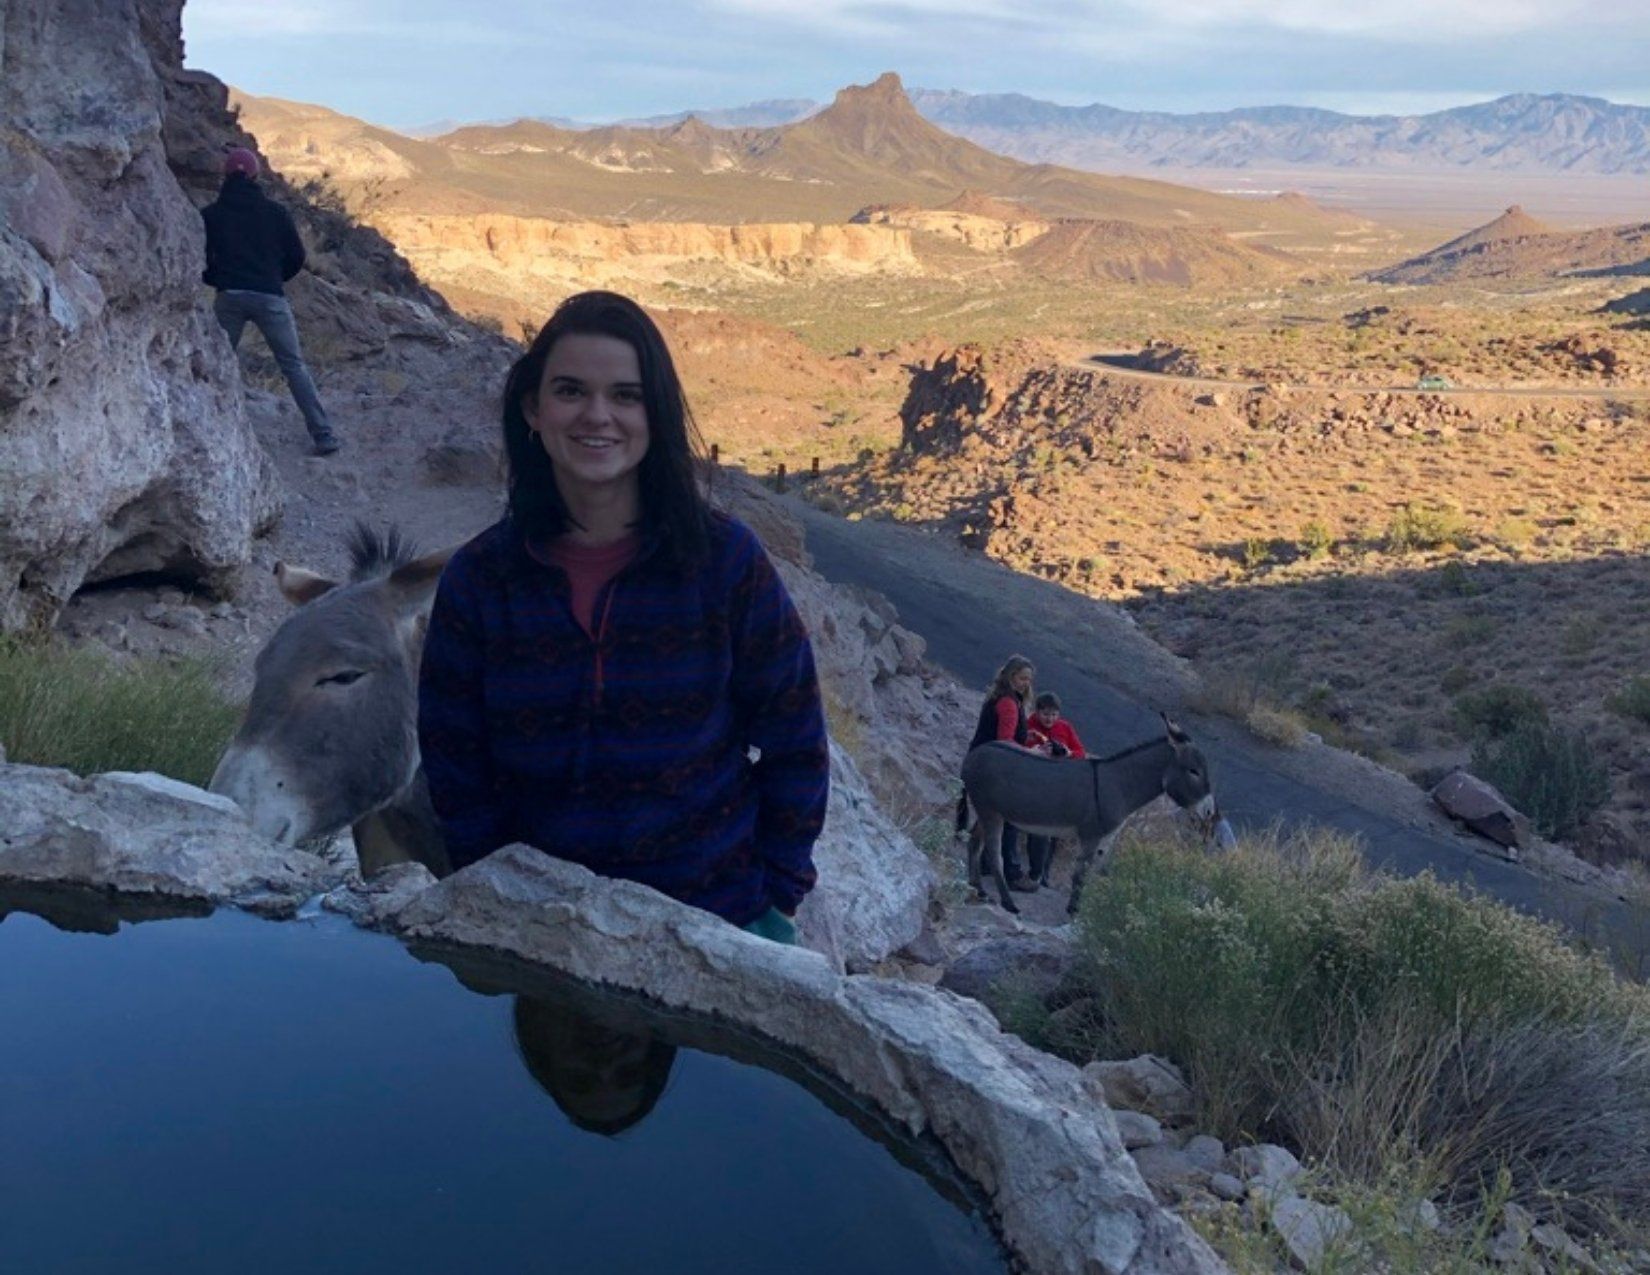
{"left": 418, "top": 292, "right": 830, "bottom": 943}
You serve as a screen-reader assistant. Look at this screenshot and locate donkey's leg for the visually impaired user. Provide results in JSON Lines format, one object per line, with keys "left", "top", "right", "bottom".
{"left": 966, "top": 821, "right": 987, "bottom": 900}
{"left": 1066, "top": 833, "right": 1106, "bottom": 916}
{"left": 982, "top": 815, "right": 1019, "bottom": 914}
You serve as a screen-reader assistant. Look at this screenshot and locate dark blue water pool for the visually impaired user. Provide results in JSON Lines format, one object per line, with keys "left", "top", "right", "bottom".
{"left": 0, "top": 895, "right": 1005, "bottom": 1275}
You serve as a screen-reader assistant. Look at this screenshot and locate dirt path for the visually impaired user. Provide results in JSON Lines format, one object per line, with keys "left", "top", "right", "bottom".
{"left": 783, "top": 495, "right": 1648, "bottom": 958}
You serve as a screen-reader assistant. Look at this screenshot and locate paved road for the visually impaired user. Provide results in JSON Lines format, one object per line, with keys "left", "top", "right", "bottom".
{"left": 1074, "top": 352, "right": 1650, "bottom": 401}
{"left": 788, "top": 498, "right": 1645, "bottom": 963}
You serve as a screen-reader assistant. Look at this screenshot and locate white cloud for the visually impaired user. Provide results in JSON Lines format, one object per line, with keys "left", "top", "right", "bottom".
{"left": 1126, "top": 0, "right": 1598, "bottom": 38}
{"left": 700, "top": 0, "right": 1621, "bottom": 43}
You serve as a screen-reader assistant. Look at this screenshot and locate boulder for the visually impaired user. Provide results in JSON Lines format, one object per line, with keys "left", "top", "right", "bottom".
{"left": 0, "top": 761, "right": 344, "bottom": 915}
{"left": 939, "top": 929, "right": 1077, "bottom": 1005}
{"left": 1269, "top": 1196, "right": 1352, "bottom": 1269}
{"left": 797, "top": 741, "right": 934, "bottom": 972}
{"left": 1227, "top": 1143, "right": 1303, "bottom": 1196}
{"left": 1085, "top": 1055, "right": 1199, "bottom": 1126}
{"left": 1431, "top": 770, "right": 1530, "bottom": 853}
{"left": 1114, "top": 1110, "right": 1164, "bottom": 1150}
{"left": 383, "top": 845, "right": 1225, "bottom": 1275}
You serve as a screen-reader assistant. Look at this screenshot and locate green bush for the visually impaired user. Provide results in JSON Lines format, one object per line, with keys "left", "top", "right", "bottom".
{"left": 1472, "top": 722, "right": 1611, "bottom": 841}
{"left": 1385, "top": 503, "right": 1470, "bottom": 554}
{"left": 0, "top": 639, "right": 238, "bottom": 786}
{"left": 1452, "top": 684, "right": 1547, "bottom": 740}
{"left": 1070, "top": 828, "right": 1650, "bottom": 1238}
{"left": 1607, "top": 676, "right": 1650, "bottom": 728}
{"left": 1298, "top": 520, "right": 1333, "bottom": 560}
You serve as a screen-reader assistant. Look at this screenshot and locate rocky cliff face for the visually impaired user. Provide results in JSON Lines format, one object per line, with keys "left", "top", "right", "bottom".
{"left": 0, "top": 0, "right": 505, "bottom": 633}
{"left": 376, "top": 211, "right": 920, "bottom": 296}
{"left": 0, "top": 0, "right": 280, "bottom": 628}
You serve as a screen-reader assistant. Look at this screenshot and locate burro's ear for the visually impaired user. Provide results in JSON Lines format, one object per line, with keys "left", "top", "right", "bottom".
{"left": 1161, "top": 711, "right": 1192, "bottom": 745}
{"left": 275, "top": 561, "right": 338, "bottom": 606}
{"left": 387, "top": 547, "right": 456, "bottom": 615}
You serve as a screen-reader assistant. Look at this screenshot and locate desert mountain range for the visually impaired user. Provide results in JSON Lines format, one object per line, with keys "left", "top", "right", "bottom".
{"left": 420, "top": 90, "right": 1650, "bottom": 176}
{"left": 234, "top": 74, "right": 1350, "bottom": 238}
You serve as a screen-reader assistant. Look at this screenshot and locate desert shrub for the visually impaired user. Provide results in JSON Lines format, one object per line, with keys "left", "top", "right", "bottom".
{"left": 1472, "top": 723, "right": 1610, "bottom": 841}
{"left": 1437, "top": 560, "right": 1478, "bottom": 597}
{"left": 1439, "top": 664, "right": 1475, "bottom": 695}
{"left": 1607, "top": 676, "right": 1650, "bottom": 727}
{"left": 1298, "top": 520, "right": 1333, "bottom": 560}
{"left": 1494, "top": 517, "right": 1539, "bottom": 550}
{"left": 1452, "top": 684, "right": 1547, "bottom": 740}
{"left": 1385, "top": 503, "right": 1469, "bottom": 554}
{"left": 1240, "top": 536, "right": 1272, "bottom": 570}
{"left": 1072, "top": 827, "right": 1650, "bottom": 1238}
{"left": 1441, "top": 612, "right": 1495, "bottom": 647}
{"left": 1561, "top": 613, "right": 1603, "bottom": 657}
{"left": 0, "top": 638, "right": 238, "bottom": 786}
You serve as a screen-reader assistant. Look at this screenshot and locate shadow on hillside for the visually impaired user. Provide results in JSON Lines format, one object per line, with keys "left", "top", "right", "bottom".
{"left": 776, "top": 464, "right": 1650, "bottom": 851}
{"left": 786, "top": 479, "right": 1650, "bottom": 976}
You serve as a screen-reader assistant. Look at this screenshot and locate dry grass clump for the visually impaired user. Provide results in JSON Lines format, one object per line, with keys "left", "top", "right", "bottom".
{"left": 1191, "top": 658, "right": 1309, "bottom": 749}
{"left": 1245, "top": 704, "right": 1309, "bottom": 748}
{"left": 0, "top": 637, "right": 238, "bottom": 786}
{"left": 1059, "top": 826, "right": 1650, "bottom": 1243}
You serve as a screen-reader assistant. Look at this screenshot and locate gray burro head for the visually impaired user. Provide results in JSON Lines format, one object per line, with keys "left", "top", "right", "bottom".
{"left": 1159, "top": 711, "right": 1218, "bottom": 827}
{"left": 210, "top": 526, "right": 451, "bottom": 850}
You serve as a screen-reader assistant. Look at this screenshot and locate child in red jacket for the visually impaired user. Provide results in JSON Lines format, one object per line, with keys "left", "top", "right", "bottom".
{"left": 1022, "top": 692, "right": 1085, "bottom": 885}
{"left": 1025, "top": 692, "right": 1086, "bottom": 759}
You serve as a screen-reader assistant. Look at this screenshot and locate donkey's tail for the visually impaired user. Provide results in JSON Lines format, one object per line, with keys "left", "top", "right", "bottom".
{"left": 954, "top": 789, "right": 971, "bottom": 834}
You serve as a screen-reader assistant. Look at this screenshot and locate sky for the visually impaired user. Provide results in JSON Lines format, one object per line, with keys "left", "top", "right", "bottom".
{"left": 183, "top": 0, "right": 1650, "bottom": 129}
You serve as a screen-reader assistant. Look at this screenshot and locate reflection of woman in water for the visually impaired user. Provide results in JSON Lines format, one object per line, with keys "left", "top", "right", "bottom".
{"left": 513, "top": 996, "right": 678, "bottom": 1137}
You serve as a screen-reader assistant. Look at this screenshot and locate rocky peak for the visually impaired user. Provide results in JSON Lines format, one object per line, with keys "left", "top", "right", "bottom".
{"left": 810, "top": 71, "right": 930, "bottom": 138}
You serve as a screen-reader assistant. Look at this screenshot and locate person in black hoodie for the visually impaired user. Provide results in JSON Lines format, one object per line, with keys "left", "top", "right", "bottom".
{"left": 201, "top": 147, "right": 338, "bottom": 455}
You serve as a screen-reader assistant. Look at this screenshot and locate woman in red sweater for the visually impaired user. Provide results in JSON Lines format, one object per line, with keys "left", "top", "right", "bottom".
{"left": 958, "top": 655, "right": 1037, "bottom": 889}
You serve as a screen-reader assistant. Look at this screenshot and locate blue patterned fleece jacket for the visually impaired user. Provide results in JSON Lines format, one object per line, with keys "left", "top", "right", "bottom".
{"left": 417, "top": 512, "right": 829, "bottom": 925}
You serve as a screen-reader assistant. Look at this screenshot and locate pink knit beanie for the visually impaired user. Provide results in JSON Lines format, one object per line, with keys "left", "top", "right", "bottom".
{"left": 223, "top": 147, "right": 260, "bottom": 178}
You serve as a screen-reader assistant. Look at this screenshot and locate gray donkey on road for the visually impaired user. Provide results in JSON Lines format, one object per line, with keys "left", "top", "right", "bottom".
{"left": 961, "top": 715, "right": 1221, "bottom": 915}
{"left": 211, "top": 526, "right": 453, "bottom": 878}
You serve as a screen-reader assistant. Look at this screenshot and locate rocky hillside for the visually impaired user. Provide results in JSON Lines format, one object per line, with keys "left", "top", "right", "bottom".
{"left": 1011, "top": 219, "right": 1297, "bottom": 287}
{"left": 820, "top": 342, "right": 1650, "bottom": 859}
{"left": 1374, "top": 213, "right": 1650, "bottom": 284}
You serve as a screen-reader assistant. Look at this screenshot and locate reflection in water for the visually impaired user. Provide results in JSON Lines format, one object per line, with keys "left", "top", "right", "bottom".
{"left": 512, "top": 995, "right": 678, "bottom": 1136}
{"left": 1, "top": 895, "right": 1006, "bottom": 1275}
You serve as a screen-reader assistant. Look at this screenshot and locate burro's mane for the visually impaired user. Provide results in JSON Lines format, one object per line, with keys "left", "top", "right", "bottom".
{"left": 346, "top": 523, "right": 418, "bottom": 584}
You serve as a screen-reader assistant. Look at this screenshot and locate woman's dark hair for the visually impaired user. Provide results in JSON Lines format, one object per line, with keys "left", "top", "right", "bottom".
{"left": 502, "top": 291, "right": 710, "bottom": 563}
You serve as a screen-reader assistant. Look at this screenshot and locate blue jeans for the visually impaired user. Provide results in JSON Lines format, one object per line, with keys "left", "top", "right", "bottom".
{"left": 214, "top": 290, "right": 332, "bottom": 440}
